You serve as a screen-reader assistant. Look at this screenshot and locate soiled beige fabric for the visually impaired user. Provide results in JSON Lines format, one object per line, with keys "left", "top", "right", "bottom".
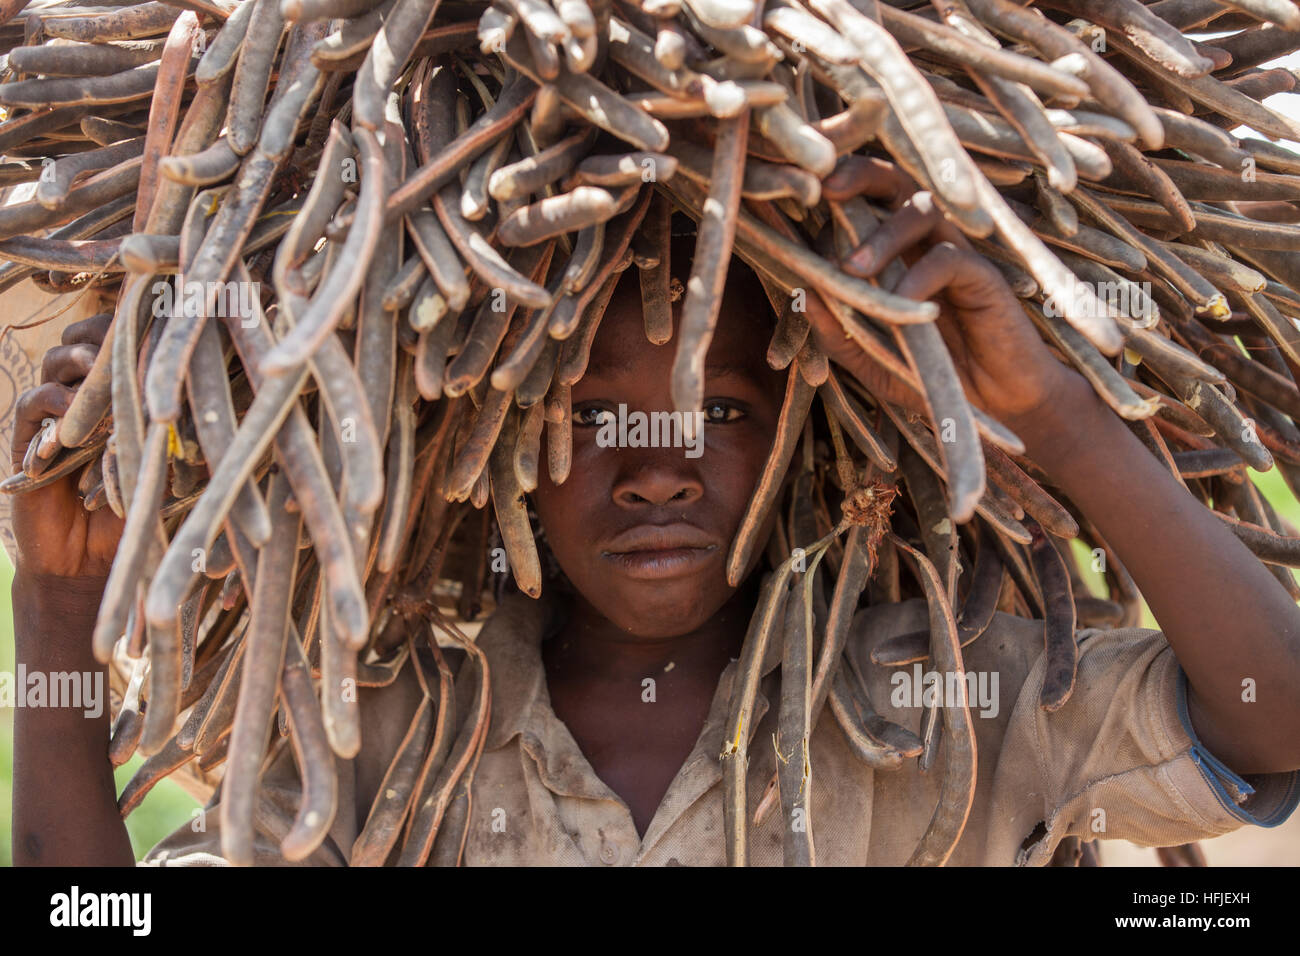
{"left": 142, "top": 591, "right": 1300, "bottom": 867}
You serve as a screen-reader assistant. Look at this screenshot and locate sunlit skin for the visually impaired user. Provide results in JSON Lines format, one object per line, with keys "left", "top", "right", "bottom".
{"left": 533, "top": 264, "right": 787, "bottom": 834}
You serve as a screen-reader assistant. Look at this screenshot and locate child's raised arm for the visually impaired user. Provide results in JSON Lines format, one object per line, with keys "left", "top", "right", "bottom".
{"left": 10, "top": 314, "right": 135, "bottom": 866}
{"left": 811, "top": 194, "right": 1300, "bottom": 777}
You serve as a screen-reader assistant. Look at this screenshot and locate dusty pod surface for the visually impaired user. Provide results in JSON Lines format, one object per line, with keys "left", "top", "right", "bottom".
{"left": 0, "top": 0, "right": 1298, "bottom": 867}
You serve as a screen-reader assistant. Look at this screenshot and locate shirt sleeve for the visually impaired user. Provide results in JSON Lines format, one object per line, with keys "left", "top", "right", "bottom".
{"left": 138, "top": 737, "right": 349, "bottom": 867}
{"left": 986, "top": 623, "right": 1300, "bottom": 866}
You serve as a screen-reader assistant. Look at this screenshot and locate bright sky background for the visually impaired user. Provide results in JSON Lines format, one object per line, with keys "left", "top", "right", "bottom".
{"left": 1199, "top": 32, "right": 1300, "bottom": 152}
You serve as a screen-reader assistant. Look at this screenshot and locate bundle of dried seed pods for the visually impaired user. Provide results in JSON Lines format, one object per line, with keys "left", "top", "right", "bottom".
{"left": 2, "top": 0, "right": 1299, "bottom": 867}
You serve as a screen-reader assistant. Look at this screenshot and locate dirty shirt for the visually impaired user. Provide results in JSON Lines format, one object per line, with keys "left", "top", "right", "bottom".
{"left": 142, "top": 591, "right": 1300, "bottom": 866}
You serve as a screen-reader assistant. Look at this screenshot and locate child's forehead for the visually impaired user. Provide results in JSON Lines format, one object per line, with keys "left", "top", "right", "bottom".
{"left": 583, "top": 265, "right": 777, "bottom": 383}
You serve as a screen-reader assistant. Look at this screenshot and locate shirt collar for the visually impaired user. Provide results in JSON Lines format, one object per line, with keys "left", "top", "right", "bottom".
{"left": 475, "top": 587, "right": 782, "bottom": 769}
{"left": 477, "top": 589, "right": 561, "bottom": 752}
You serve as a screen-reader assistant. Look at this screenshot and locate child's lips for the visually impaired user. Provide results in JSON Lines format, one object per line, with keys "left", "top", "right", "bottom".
{"left": 600, "top": 523, "right": 721, "bottom": 580}
{"left": 602, "top": 545, "right": 719, "bottom": 580}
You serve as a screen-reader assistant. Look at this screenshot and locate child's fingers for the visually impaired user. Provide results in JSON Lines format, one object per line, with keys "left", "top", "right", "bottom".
{"left": 822, "top": 154, "right": 914, "bottom": 205}
{"left": 40, "top": 342, "right": 99, "bottom": 386}
{"left": 11, "top": 382, "right": 75, "bottom": 469}
{"left": 841, "top": 191, "right": 951, "bottom": 278}
{"left": 891, "top": 241, "right": 1015, "bottom": 316}
{"left": 59, "top": 311, "right": 112, "bottom": 347}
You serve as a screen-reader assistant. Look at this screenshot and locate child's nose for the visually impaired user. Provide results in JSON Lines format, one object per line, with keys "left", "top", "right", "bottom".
{"left": 611, "top": 456, "right": 704, "bottom": 508}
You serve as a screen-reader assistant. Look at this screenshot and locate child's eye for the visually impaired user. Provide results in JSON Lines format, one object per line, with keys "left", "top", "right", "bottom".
{"left": 572, "top": 405, "right": 616, "bottom": 428}
{"left": 703, "top": 401, "right": 744, "bottom": 424}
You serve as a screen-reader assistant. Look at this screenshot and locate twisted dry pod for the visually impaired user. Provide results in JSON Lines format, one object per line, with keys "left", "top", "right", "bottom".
{"left": 2, "top": 0, "right": 1299, "bottom": 867}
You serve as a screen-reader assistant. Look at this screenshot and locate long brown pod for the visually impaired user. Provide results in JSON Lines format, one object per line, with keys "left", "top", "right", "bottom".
{"left": 279, "top": 626, "right": 338, "bottom": 861}
{"left": 1216, "top": 512, "right": 1300, "bottom": 568}
{"left": 721, "top": 560, "right": 794, "bottom": 866}
{"left": 432, "top": 184, "right": 551, "bottom": 308}
{"left": 406, "top": 206, "right": 471, "bottom": 312}
{"left": 1022, "top": 514, "right": 1078, "bottom": 712}
{"left": 219, "top": 472, "right": 301, "bottom": 864}
{"left": 502, "top": 30, "right": 669, "bottom": 150}
{"left": 552, "top": 189, "right": 648, "bottom": 340}
{"left": 133, "top": 11, "right": 201, "bottom": 230}
{"left": 1041, "top": 0, "right": 1214, "bottom": 77}
{"left": 318, "top": 584, "right": 361, "bottom": 758}
{"left": 227, "top": 277, "right": 372, "bottom": 649}
{"left": 874, "top": 521, "right": 1005, "bottom": 665}
{"left": 142, "top": 341, "right": 307, "bottom": 633}
{"left": 94, "top": 293, "right": 165, "bottom": 666}
{"left": 117, "top": 736, "right": 197, "bottom": 816}
{"left": 351, "top": 684, "right": 436, "bottom": 865}
{"left": 670, "top": 112, "right": 746, "bottom": 413}
{"left": 0, "top": 61, "right": 172, "bottom": 107}
{"left": 352, "top": 0, "right": 441, "bottom": 130}
{"left": 444, "top": 240, "right": 553, "bottom": 393}
{"left": 186, "top": 294, "right": 273, "bottom": 548}
{"left": 262, "top": 129, "right": 385, "bottom": 372}
{"left": 819, "top": 373, "right": 895, "bottom": 472}
{"left": 551, "top": 238, "right": 630, "bottom": 374}
{"left": 9, "top": 39, "right": 166, "bottom": 77}
{"left": 378, "top": 353, "right": 417, "bottom": 572}
{"left": 1024, "top": 302, "right": 1158, "bottom": 420}
{"left": 885, "top": 534, "right": 977, "bottom": 866}
{"left": 35, "top": 136, "right": 146, "bottom": 212}
{"left": 108, "top": 656, "right": 149, "bottom": 767}
{"left": 143, "top": 138, "right": 286, "bottom": 423}
{"left": 445, "top": 385, "right": 513, "bottom": 498}
{"left": 775, "top": 547, "right": 820, "bottom": 866}
{"left": 809, "top": 521, "right": 873, "bottom": 718}
{"left": 396, "top": 636, "right": 455, "bottom": 849}
{"left": 880, "top": 401, "right": 1033, "bottom": 545}
{"left": 0, "top": 155, "right": 142, "bottom": 242}
{"left": 983, "top": 442, "right": 1078, "bottom": 539}
{"left": 489, "top": 407, "right": 542, "bottom": 597}
{"left": 226, "top": 0, "right": 285, "bottom": 154}
{"left": 488, "top": 127, "right": 595, "bottom": 200}
{"left": 727, "top": 367, "right": 816, "bottom": 587}
{"left": 197, "top": 0, "right": 255, "bottom": 84}
{"left": 135, "top": 426, "right": 185, "bottom": 756}
{"left": 668, "top": 176, "right": 938, "bottom": 325}
{"left": 808, "top": 0, "right": 981, "bottom": 215}
{"left": 826, "top": 657, "right": 916, "bottom": 770}
{"left": 398, "top": 614, "right": 491, "bottom": 866}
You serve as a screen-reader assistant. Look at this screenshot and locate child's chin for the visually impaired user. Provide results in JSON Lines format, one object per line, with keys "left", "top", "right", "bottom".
{"left": 606, "top": 581, "right": 728, "bottom": 639}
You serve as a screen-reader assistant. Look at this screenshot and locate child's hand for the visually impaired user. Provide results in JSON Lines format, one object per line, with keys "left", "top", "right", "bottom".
{"left": 808, "top": 181, "right": 1081, "bottom": 426}
{"left": 11, "top": 313, "right": 124, "bottom": 582}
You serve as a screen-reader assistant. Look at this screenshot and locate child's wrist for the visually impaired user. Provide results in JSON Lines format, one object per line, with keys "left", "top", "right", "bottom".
{"left": 12, "top": 569, "right": 106, "bottom": 659}
{"left": 996, "top": 371, "right": 1101, "bottom": 462}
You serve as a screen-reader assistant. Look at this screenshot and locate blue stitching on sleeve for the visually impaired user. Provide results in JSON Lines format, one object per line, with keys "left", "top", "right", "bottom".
{"left": 1175, "top": 667, "right": 1300, "bottom": 827}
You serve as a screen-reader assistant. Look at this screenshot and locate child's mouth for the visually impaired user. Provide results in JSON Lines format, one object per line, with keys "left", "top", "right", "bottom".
{"left": 600, "top": 523, "right": 721, "bottom": 580}
{"left": 603, "top": 545, "right": 719, "bottom": 580}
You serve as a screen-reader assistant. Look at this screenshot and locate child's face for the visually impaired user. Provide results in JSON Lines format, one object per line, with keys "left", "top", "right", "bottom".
{"left": 532, "top": 269, "right": 786, "bottom": 638}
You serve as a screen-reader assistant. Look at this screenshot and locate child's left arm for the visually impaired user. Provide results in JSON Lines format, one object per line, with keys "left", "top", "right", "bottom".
{"left": 811, "top": 199, "right": 1300, "bottom": 777}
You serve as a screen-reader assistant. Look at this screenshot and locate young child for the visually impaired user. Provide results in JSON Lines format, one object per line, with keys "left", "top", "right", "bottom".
{"left": 11, "top": 214, "right": 1300, "bottom": 866}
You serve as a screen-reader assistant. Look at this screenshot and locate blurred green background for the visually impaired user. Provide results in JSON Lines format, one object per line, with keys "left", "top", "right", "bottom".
{"left": 2, "top": 470, "right": 1298, "bottom": 865}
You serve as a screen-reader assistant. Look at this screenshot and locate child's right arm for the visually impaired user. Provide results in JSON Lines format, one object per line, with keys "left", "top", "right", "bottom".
{"left": 10, "top": 314, "right": 135, "bottom": 865}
